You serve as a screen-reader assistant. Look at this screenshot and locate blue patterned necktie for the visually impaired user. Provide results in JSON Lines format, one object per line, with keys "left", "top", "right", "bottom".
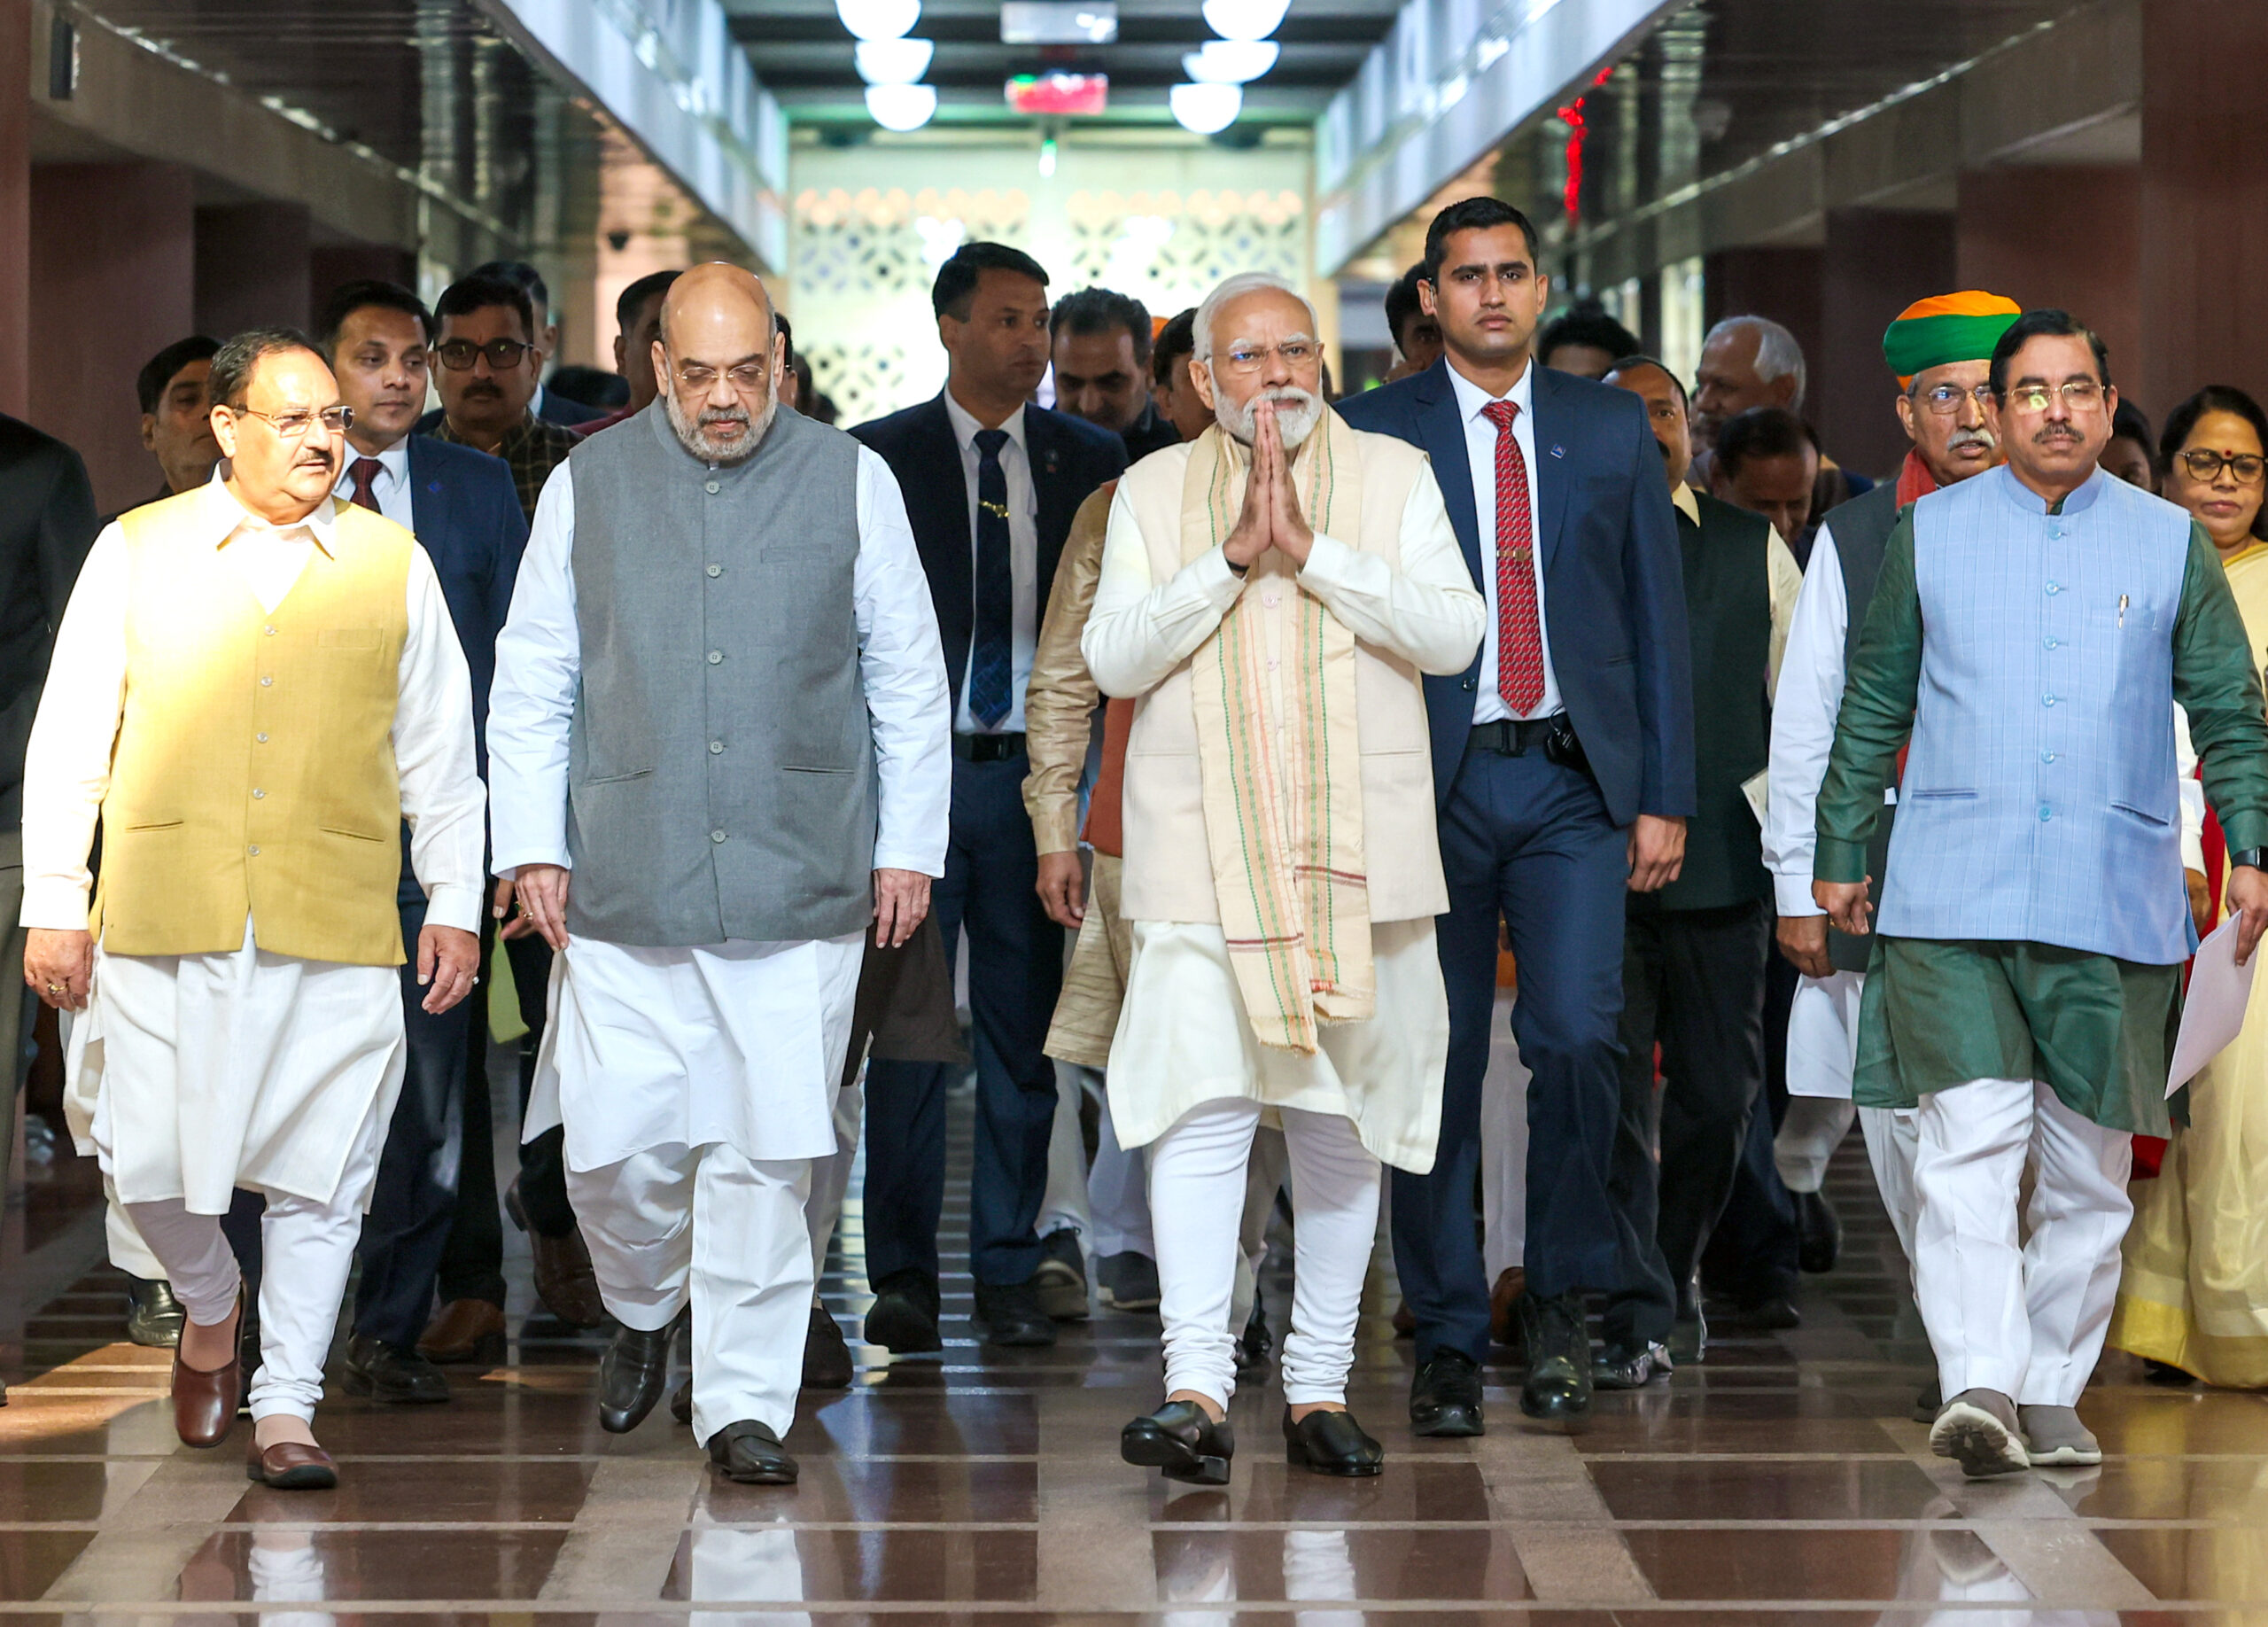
{"left": 969, "top": 427, "right": 1014, "bottom": 728}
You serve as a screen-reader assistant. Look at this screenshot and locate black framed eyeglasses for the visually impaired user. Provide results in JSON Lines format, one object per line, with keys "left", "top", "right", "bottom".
{"left": 2179, "top": 448, "right": 2267, "bottom": 485}
{"left": 434, "top": 338, "right": 537, "bottom": 371}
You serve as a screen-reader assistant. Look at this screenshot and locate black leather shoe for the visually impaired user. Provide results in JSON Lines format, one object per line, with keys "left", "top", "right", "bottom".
{"left": 803, "top": 1303, "right": 854, "bottom": 1390}
{"left": 863, "top": 1268, "right": 943, "bottom": 1354}
{"left": 1592, "top": 1341, "right": 1672, "bottom": 1390}
{"left": 340, "top": 1334, "right": 450, "bottom": 1403}
{"left": 1795, "top": 1189, "right": 1842, "bottom": 1274}
{"left": 708, "top": 1420, "right": 798, "bottom": 1484}
{"left": 1121, "top": 1398, "right": 1235, "bottom": 1485}
{"left": 597, "top": 1317, "right": 678, "bottom": 1434}
{"left": 2143, "top": 1358, "right": 2197, "bottom": 1388}
{"left": 1233, "top": 1302, "right": 1273, "bottom": 1377}
{"left": 1283, "top": 1408, "right": 1383, "bottom": 1476}
{"left": 1409, "top": 1348, "right": 1485, "bottom": 1437}
{"left": 125, "top": 1276, "right": 185, "bottom": 1348}
{"left": 972, "top": 1280, "right": 1056, "bottom": 1348}
{"left": 670, "top": 1376, "right": 693, "bottom": 1425}
{"left": 1668, "top": 1278, "right": 1706, "bottom": 1366}
{"left": 1517, "top": 1289, "right": 1592, "bottom": 1421}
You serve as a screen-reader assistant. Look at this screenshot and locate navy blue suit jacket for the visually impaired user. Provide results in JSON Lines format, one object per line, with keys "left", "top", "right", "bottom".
{"left": 402, "top": 434, "right": 528, "bottom": 770}
{"left": 1335, "top": 361, "right": 1695, "bottom": 827}
{"left": 850, "top": 393, "right": 1125, "bottom": 720}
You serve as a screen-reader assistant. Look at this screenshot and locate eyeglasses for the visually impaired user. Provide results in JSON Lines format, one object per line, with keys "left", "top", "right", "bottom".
{"left": 229, "top": 404, "right": 353, "bottom": 439}
{"left": 2179, "top": 448, "right": 2267, "bottom": 485}
{"left": 2000, "top": 379, "right": 2105, "bottom": 414}
{"left": 1916, "top": 383, "right": 1993, "bottom": 416}
{"left": 1218, "top": 340, "right": 1318, "bottom": 376}
{"left": 433, "top": 338, "right": 537, "bottom": 371}
{"left": 672, "top": 361, "right": 772, "bottom": 393}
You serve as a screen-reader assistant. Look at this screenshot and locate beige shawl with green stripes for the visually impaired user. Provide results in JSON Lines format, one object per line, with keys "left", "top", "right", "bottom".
{"left": 1178, "top": 412, "right": 1372, "bottom": 1054}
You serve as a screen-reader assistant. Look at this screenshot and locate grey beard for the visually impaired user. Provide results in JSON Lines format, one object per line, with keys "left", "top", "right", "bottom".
{"left": 1216, "top": 386, "right": 1322, "bottom": 450}
{"left": 666, "top": 393, "right": 777, "bottom": 465}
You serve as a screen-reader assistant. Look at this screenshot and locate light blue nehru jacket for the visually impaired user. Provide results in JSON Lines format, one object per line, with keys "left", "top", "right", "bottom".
{"left": 1879, "top": 464, "right": 2194, "bottom": 964}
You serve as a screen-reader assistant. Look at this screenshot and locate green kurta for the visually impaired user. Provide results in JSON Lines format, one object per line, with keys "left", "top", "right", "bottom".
{"left": 1817, "top": 507, "right": 2268, "bottom": 1131}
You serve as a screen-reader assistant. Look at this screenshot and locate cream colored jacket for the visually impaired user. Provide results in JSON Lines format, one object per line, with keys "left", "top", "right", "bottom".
{"left": 1082, "top": 428, "right": 1484, "bottom": 925}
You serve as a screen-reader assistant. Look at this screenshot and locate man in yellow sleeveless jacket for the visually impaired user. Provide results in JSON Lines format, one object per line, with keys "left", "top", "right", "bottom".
{"left": 19, "top": 331, "right": 485, "bottom": 1489}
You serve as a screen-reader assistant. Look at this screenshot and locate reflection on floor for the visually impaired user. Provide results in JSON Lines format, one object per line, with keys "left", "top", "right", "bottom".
{"left": 3, "top": 1093, "right": 2265, "bottom": 1623}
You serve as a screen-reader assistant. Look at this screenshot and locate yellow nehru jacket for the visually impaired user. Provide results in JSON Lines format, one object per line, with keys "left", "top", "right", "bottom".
{"left": 94, "top": 489, "right": 414, "bottom": 967}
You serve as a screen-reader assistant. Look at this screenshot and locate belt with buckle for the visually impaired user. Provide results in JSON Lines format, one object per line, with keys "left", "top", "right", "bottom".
{"left": 952, "top": 731, "right": 1027, "bottom": 763}
{"left": 1469, "top": 716, "right": 1564, "bottom": 756}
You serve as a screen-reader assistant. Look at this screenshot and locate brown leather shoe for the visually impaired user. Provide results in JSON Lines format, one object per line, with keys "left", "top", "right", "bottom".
{"left": 172, "top": 1298, "right": 244, "bottom": 1449}
{"left": 508, "top": 1179, "right": 609, "bottom": 1328}
{"left": 246, "top": 1437, "right": 338, "bottom": 1490}
{"left": 419, "top": 1298, "right": 508, "bottom": 1366}
{"left": 1489, "top": 1266, "right": 1527, "bottom": 1348}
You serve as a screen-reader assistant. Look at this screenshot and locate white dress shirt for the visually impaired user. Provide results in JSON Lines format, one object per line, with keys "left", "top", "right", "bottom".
{"left": 1447, "top": 360, "right": 1562, "bottom": 721}
{"left": 21, "top": 477, "right": 486, "bottom": 935}
{"left": 943, "top": 391, "right": 1039, "bottom": 734}
{"left": 333, "top": 435, "right": 415, "bottom": 530}
{"left": 487, "top": 448, "right": 951, "bottom": 884}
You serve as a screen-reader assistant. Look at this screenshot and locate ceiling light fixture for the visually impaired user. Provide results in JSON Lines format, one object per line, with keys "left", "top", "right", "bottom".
{"left": 835, "top": 0, "right": 920, "bottom": 43}
{"left": 1182, "top": 40, "right": 1278, "bottom": 83}
{"left": 1169, "top": 82, "right": 1242, "bottom": 136}
{"left": 1198, "top": 0, "right": 1290, "bottom": 43}
{"left": 855, "top": 37, "right": 934, "bottom": 84}
{"left": 866, "top": 82, "right": 938, "bottom": 130}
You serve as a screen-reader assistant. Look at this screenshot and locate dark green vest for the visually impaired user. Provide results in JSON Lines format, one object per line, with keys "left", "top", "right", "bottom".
{"left": 1820, "top": 479, "right": 1903, "bottom": 973}
{"left": 1636, "top": 491, "right": 1773, "bottom": 914}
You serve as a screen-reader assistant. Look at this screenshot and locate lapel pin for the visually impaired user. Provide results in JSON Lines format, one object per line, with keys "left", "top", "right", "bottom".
{"left": 1550, "top": 445, "right": 1565, "bottom": 459}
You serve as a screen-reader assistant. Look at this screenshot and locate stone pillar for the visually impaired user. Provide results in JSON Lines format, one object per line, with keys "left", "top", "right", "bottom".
{"left": 2139, "top": 0, "right": 2268, "bottom": 424}
{"left": 1817, "top": 208, "right": 1955, "bottom": 482}
{"left": 0, "top": 0, "right": 30, "bottom": 419}
{"left": 1958, "top": 167, "right": 2141, "bottom": 412}
{"left": 27, "top": 162, "right": 196, "bottom": 514}
{"left": 194, "top": 201, "right": 312, "bottom": 339}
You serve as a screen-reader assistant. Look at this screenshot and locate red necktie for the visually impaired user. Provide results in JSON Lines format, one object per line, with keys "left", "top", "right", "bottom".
{"left": 346, "top": 456, "right": 384, "bottom": 513}
{"left": 1481, "top": 400, "right": 1544, "bottom": 712}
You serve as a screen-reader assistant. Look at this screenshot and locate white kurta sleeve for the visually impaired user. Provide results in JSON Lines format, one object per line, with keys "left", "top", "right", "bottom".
{"left": 2175, "top": 703, "right": 2206, "bottom": 875}
{"left": 19, "top": 525, "right": 130, "bottom": 930}
{"left": 1763, "top": 522, "right": 1850, "bottom": 918}
{"left": 854, "top": 446, "right": 951, "bottom": 878}
{"left": 1083, "top": 482, "right": 1245, "bottom": 698}
{"left": 395, "top": 545, "right": 487, "bottom": 932}
{"left": 1293, "top": 470, "right": 1487, "bottom": 676}
{"left": 487, "top": 462, "right": 580, "bottom": 878}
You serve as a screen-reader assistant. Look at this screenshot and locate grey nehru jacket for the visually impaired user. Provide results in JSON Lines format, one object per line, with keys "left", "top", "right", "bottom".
{"left": 563, "top": 404, "right": 878, "bottom": 946}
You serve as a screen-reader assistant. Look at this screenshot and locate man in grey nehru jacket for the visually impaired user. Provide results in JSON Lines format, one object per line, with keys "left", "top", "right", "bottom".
{"left": 486, "top": 263, "right": 950, "bottom": 1485}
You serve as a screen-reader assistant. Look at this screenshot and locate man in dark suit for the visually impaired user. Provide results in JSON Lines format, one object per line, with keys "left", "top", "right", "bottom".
{"left": 850, "top": 242, "right": 1126, "bottom": 1349}
{"left": 1337, "top": 197, "right": 1693, "bottom": 1428}
{"left": 1048, "top": 287, "right": 1180, "bottom": 462}
{"left": 317, "top": 280, "right": 530, "bottom": 1401}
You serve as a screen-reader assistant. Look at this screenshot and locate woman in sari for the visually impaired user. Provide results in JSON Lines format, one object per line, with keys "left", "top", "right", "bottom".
{"left": 2109, "top": 385, "right": 2268, "bottom": 1387}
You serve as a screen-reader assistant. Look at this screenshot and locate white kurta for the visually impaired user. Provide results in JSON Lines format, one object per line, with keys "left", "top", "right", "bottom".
{"left": 21, "top": 480, "right": 485, "bottom": 1211}
{"left": 1082, "top": 476, "right": 1485, "bottom": 1172}
{"left": 488, "top": 446, "right": 951, "bottom": 1172}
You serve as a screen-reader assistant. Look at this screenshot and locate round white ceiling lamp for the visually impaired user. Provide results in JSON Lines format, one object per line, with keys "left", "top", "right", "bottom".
{"left": 866, "top": 82, "right": 939, "bottom": 130}
{"left": 1199, "top": 0, "right": 1290, "bottom": 43}
{"left": 855, "top": 37, "right": 934, "bottom": 84}
{"left": 1182, "top": 40, "right": 1278, "bottom": 83}
{"left": 1169, "top": 82, "right": 1243, "bottom": 135}
{"left": 836, "top": 0, "right": 920, "bottom": 43}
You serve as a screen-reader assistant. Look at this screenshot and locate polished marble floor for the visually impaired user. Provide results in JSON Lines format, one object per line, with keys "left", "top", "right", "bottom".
{"left": 3, "top": 1085, "right": 2267, "bottom": 1625}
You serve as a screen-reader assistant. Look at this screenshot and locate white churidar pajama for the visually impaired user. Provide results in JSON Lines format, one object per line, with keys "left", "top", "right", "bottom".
{"left": 22, "top": 487, "right": 485, "bottom": 1421}
{"left": 1479, "top": 993, "right": 1530, "bottom": 1280}
{"left": 1149, "top": 1098, "right": 1380, "bottom": 1407}
{"left": 1041, "top": 1061, "right": 1157, "bottom": 1262}
{"left": 1913, "top": 1076, "right": 2132, "bottom": 1405}
{"left": 490, "top": 449, "right": 950, "bottom": 1444}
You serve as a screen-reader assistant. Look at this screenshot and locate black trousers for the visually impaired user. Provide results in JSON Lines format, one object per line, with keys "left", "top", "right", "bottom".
{"left": 435, "top": 929, "right": 576, "bottom": 1309}
{"left": 352, "top": 899, "right": 482, "bottom": 1346}
{"left": 1700, "top": 950, "right": 1804, "bottom": 1302}
{"left": 1603, "top": 899, "right": 1769, "bottom": 1350}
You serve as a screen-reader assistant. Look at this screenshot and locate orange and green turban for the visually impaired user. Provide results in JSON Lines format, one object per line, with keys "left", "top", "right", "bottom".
{"left": 1883, "top": 292, "right": 2023, "bottom": 388}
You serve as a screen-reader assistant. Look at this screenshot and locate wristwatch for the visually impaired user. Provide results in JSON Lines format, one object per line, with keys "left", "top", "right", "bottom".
{"left": 2232, "top": 848, "right": 2267, "bottom": 872}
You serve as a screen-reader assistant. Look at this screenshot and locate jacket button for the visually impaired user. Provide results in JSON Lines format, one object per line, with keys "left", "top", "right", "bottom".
{"left": 252, "top": 788, "right": 265, "bottom": 799}
{"left": 2041, "top": 750, "right": 2056, "bottom": 764}
{"left": 247, "top": 845, "right": 260, "bottom": 856}
{"left": 260, "top": 676, "right": 274, "bottom": 686}
{"left": 255, "top": 733, "right": 268, "bottom": 744}
{"left": 1461, "top": 678, "right": 1476, "bottom": 692}
{"left": 710, "top": 740, "right": 725, "bottom": 754}
{"left": 711, "top": 829, "right": 727, "bottom": 844}
{"left": 2042, "top": 694, "right": 2057, "bottom": 707}
{"left": 707, "top": 564, "right": 722, "bottom": 578}
{"left": 705, "top": 479, "right": 720, "bottom": 494}
{"left": 707, "top": 650, "right": 723, "bottom": 665}
{"left": 2039, "top": 804, "right": 2053, "bottom": 821}
{"left": 264, "top": 626, "right": 276, "bottom": 636}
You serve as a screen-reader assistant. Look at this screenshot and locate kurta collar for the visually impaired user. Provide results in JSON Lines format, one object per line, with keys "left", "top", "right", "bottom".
{"left": 944, "top": 389, "right": 1028, "bottom": 459}
{"left": 1444, "top": 355, "right": 1534, "bottom": 426}
{"left": 205, "top": 469, "right": 340, "bottom": 557}
{"left": 1992, "top": 461, "right": 2107, "bottom": 518}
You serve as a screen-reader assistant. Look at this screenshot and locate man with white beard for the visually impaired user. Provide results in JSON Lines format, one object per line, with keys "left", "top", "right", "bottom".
{"left": 1084, "top": 271, "right": 1484, "bottom": 1484}
{"left": 487, "top": 263, "right": 951, "bottom": 1483}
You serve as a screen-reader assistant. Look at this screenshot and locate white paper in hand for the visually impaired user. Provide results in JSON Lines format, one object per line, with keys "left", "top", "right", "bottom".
{"left": 2168, "top": 912, "right": 2260, "bottom": 1098}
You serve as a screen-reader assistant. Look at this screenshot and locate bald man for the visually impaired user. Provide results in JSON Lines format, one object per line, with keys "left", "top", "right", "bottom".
{"left": 487, "top": 265, "right": 951, "bottom": 1483}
